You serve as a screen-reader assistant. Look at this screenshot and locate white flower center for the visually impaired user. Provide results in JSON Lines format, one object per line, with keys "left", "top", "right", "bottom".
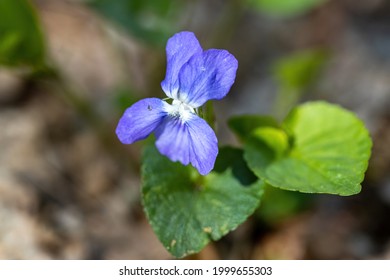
{"left": 165, "top": 99, "right": 196, "bottom": 122}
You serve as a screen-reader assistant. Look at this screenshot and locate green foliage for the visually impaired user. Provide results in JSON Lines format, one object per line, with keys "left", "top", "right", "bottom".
{"left": 249, "top": 0, "right": 326, "bottom": 17}
{"left": 0, "top": 0, "right": 45, "bottom": 67}
{"left": 228, "top": 115, "right": 280, "bottom": 142}
{"left": 273, "top": 50, "right": 328, "bottom": 118}
{"left": 244, "top": 101, "right": 372, "bottom": 195}
{"left": 273, "top": 50, "right": 327, "bottom": 92}
{"left": 142, "top": 146, "right": 264, "bottom": 258}
{"left": 112, "top": 88, "right": 140, "bottom": 112}
{"left": 88, "top": 0, "right": 182, "bottom": 46}
{"left": 257, "top": 185, "right": 312, "bottom": 224}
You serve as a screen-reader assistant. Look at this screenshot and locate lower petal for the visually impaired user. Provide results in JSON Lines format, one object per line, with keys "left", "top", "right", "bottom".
{"left": 155, "top": 115, "right": 218, "bottom": 175}
{"left": 116, "top": 98, "right": 167, "bottom": 144}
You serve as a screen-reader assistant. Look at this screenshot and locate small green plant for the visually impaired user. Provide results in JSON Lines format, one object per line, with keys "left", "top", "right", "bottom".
{"left": 117, "top": 32, "right": 372, "bottom": 258}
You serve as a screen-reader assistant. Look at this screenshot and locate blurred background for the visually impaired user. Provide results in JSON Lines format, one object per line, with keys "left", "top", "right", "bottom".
{"left": 0, "top": 0, "right": 389, "bottom": 259}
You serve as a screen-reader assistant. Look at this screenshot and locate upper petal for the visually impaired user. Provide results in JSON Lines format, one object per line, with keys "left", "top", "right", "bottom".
{"left": 161, "top": 31, "right": 203, "bottom": 100}
{"left": 155, "top": 114, "right": 218, "bottom": 175}
{"left": 116, "top": 98, "right": 167, "bottom": 144}
{"left": 177, "top": 49, "right": 238, "bottom": 108}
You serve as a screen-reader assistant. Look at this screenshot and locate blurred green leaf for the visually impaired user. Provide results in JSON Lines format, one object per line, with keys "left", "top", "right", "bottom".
{"left": 249, "top": 0, "right": 326, "bottom": 17}
{"left": 142, "top": 145, "right": 264, "bottom": 258}
{"left": 88, "top": 0, "right": 183, "bottom": 46}
{"left": 245, "top": 101, "right": 372, "bottom": 196}
{"left": 228, "top": 115, "right": 279, "bottom": 142}
{"left": 274, "top": 50, "right": 327, "bottom": 91}
{"left": 0, "top": 0, "right": 45, "bottom": 67}
{"left": 273, "top": 50, "right": 328, "bottom": 118}
{"left": 257, "top": 185, "right": 312, "bottom": 224}
{"left": 112, "top": 87, "right": 139, "bottom": 112}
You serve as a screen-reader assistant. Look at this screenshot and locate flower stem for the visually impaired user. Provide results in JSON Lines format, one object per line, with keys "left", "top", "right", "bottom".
{"left": 204, "top": 101, "right": 216, "bottom": 130}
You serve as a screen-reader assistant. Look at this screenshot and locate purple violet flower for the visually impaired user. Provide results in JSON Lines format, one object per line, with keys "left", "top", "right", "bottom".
{"left": 116, "top": 31, "right": 238, "bottom": 175}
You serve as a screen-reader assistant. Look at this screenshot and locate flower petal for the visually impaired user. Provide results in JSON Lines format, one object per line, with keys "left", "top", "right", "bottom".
{"left": 155, "top": 114, "right": 218, "bottom": 175}
{"left": 161, "top": 31, "right": 203, "bottom": 100}
{"left": 116, "top": 98, "right": 167, "bottom": 144}
{"left": 177, "top": 49, "right": 238, "bottom": 108}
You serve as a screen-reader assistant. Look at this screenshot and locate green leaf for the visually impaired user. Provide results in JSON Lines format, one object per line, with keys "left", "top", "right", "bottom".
{"left": 257, "top": 185, "right": 312, "bottom": 225}
{"left": 273, "top": 50, "right": 327, "bottom": 92}
{"left": 142, "top": 146, "right": 264, "bottom": 258}
{"left": 272, "top": 50, "right": 328, "bottom": 118}
{"left": 249, "top": 0, "right": 326, "bottom": 17}
{"left": 88, "top": 0, "right": 182, "bottom": 46}
{"left": 112, "top": 87, "right": 139, "bottom": 112}
{"left": 0, "top": 0, "right": 45, "bottom": 67}
{"left": 245, "top": 101, "right": 372, "bottom": 196}
{"left": 228, "top": 115, "right": 279, "bottom": 142}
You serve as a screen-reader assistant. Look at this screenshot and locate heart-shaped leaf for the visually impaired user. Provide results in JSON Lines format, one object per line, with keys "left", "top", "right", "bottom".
{"left": 244, "top": 101, "right": 372, "bottom": 195}
{"left": 142, "top": 146, "right": 264, "bottom": 258}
